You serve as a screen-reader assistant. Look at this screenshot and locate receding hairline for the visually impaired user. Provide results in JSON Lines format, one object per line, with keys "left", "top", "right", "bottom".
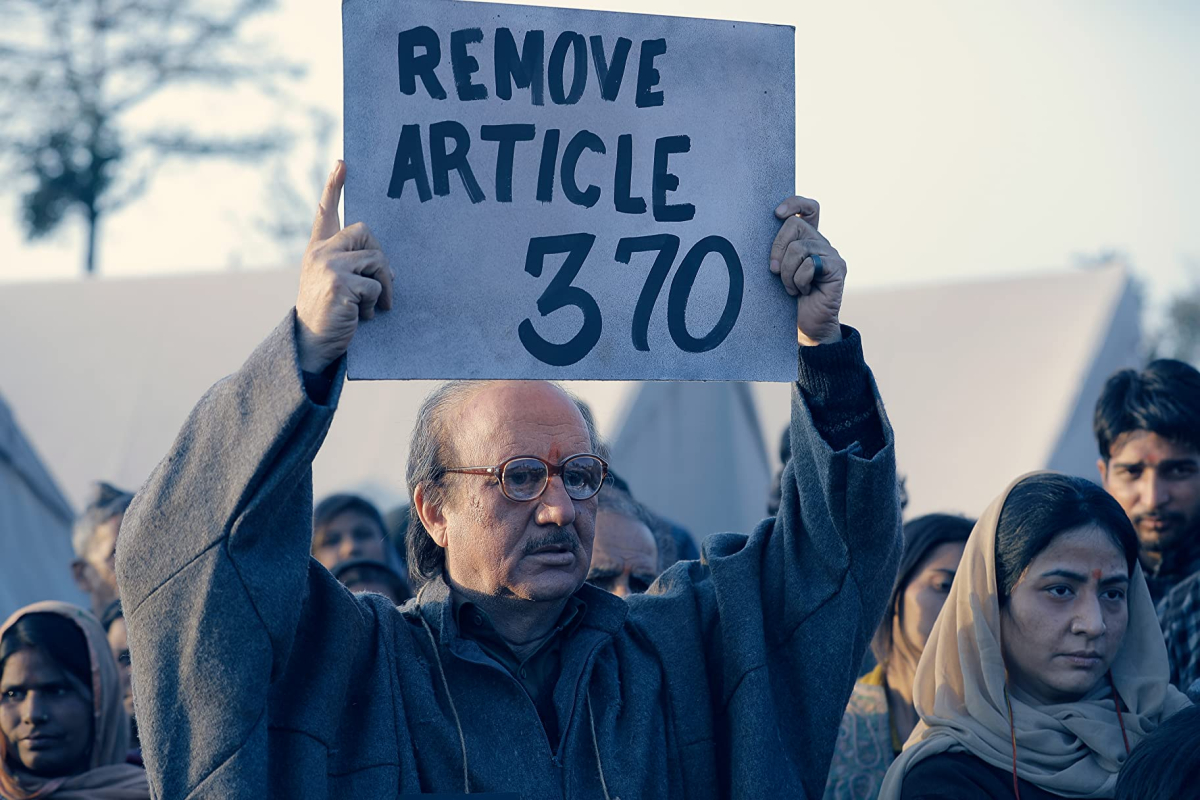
{"left": 440, "top": 380, "right": 592, "bottom": 458}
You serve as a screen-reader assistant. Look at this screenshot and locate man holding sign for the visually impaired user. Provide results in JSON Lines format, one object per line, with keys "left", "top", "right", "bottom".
{"left": 116, "top": 3, "right": 902, "bottom": 799}
{"left": 116, "top": 158, "right": 900, "bottom": 798}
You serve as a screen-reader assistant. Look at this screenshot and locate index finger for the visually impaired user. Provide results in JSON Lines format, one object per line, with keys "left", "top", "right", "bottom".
{"left": 310, "top": 160, "right": 346, "bottom": 244}
{"left": 774, "top": 196, "right": 820, "bottom": 230}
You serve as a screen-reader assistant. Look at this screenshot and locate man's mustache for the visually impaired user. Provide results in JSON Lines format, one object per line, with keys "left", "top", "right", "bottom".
{"left": 521, "top": 527, "right": 581, "bottom": 555}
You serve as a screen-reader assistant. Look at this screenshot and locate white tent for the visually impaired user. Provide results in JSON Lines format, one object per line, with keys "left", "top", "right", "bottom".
{"left": 0, "top": 262, "right": 1138, "bottom": 552}
{"left": 0, "top": 390, "right": 86, "bottom": 619}
{"left": 753, "top": 262, "right": 1141, "bottom": 522}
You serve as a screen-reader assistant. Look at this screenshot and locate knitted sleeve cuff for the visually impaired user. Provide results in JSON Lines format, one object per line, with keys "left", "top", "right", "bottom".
{"left": 796, "top": 326, "right": 883, "bottom": 455}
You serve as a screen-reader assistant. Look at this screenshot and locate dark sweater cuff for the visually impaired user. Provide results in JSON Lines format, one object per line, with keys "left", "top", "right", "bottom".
{"left": 302, "top": 360, "right": 340, "bottom": 406}
{"left": 797, "top": 326, "right": 882, "bottom": 455}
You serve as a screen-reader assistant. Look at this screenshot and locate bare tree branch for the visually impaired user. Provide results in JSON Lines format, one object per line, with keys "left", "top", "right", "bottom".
{"left": 0, "top": 0, "right": 302, "bottom": 274}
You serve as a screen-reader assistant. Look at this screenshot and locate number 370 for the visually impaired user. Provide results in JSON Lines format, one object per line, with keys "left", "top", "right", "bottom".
{"left": 519, "top": 233, "right": 744, "bottom": 366}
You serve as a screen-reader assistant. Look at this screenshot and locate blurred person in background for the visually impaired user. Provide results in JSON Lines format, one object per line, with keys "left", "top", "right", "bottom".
{"left": 99, "top": 602, "right": 138, "bottom": 757}
{"left": 1156, "top": 566, "right": 1200, "bottom": 691}
{"left": 70, "top": 484, "right": 134, "bottom": 619}
{"left": 1, "top": 602, "right": 148, "bottom": 799}
{"left": 330, "top": 558, "right": 412, "bottom": 605}
{"left": 879, "top": 474, "right": 1191, "bottom": 800}
{"left": 311, "top": 493, "right": 392, "bottom": 570}
{"left": 824, "top": 514, "right": 974, "bottom": 800}
{"left": 587, "top": 477, "right": 676, "bottom": 598}
{"left": 1094, "top": 359, "right": 1200, "bottom": 602}
{"left": 1113, "top": 703, "right": 1200, "bottom": 800}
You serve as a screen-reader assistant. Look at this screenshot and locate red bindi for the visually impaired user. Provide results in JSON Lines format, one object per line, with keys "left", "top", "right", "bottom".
{"left": 1092, "top": 569, "right": 1102, "bottom": 582}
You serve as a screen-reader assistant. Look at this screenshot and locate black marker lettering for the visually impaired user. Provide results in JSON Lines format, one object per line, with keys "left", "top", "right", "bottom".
{"left": 494, "top": 28, "right": 545, "bottom": 105}
{"left": 450, "top": 28, "right": 488, "bottom": 101}
{"left": 667, "top": 236, "right": 743, "bottom": 353}
{"left": 481, "top": 124, "right": 536, "bottom": 202}
{"left": 548, "top": 31, "right": 587, "bottom": 105}
{"left": 536, "top": 128, "right": 560, "bottom": 203}
{"left": 519, "top": 233, "right": 602, "bottom": 366}
{"left": 429, "top": 120, "right": 485, "bottom": 203}
{"left": 614, "top": 134, "right": 646, "bottom": 215}
{"left": 387, "top": 124, "right": 433, "bottom": 202}
{"left": 560, "top": 130, "right": 605, "bottom": 208}
{"left": 615, "top": 234, "right": 680, "bottom": 351}
{"left": 635, "top": 38, "right": 666, "bottom": 108}
{"left": 652, "top": 135, "right": 695, "bottom": 222}
{"left": 589, "top": 36, "right": 632, "bottom": 102}
{"left": 396, "top": 26, "right": 447, "bottom": 100}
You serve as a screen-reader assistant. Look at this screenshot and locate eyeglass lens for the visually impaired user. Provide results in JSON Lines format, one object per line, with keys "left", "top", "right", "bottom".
{"left": 500, "top": 456, "right": 605, "bottom": 501}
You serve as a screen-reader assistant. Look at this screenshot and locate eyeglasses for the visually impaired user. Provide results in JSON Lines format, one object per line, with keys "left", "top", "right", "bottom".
{"left": 443, "top": 453, "right": 609, "bottom": 502}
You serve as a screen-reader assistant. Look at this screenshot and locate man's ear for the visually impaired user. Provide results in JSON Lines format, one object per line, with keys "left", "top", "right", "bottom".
{"left": 413, "top": 483, "right": 450, "bottom": 549}
{"left": 71, "top": 559, "right": 92, "bottom": 594}
{"left": 1097, "top": 458, "right": 1109, "bottom": 485}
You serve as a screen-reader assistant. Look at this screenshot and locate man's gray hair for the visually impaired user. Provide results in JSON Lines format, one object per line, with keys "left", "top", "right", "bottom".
{"left": 405, "top": 381, "right": 605, "bottom": 585}
{"left": 72, "top": 482, "right": 135, "bottom": 558}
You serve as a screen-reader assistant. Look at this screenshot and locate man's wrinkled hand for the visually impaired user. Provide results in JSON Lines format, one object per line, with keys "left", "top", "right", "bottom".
{"left": 769, "top": 196, "right": 846, "bottom": 347}
{"left": 295, "top": 160, "right": 394, "bottom": 374}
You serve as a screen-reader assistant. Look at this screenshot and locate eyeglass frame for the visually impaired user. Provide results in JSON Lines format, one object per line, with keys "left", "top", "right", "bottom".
{"left": 441, "top": 453, "right": 610, "bottom": 502}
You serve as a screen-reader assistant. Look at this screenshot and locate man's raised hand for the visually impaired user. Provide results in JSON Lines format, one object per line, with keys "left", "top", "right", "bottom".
{"left": 769, "top": 196, "right": 846, "bottom": 347}
{"left": 296, "top": 160, "right": 394, "bottom": 374}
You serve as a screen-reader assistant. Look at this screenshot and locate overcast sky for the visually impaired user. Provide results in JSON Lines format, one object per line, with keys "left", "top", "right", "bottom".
{"left": 2, "top": 0, "right": 1197, "bottom": 319}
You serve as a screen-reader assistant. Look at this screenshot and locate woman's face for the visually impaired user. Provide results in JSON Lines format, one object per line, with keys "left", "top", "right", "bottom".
{"left": 0, "top": 646, "right": 94, "bottom": 777}
{"left": 1000, "top": 525, "right": 1130, "bottom": 705}
{"left": 895, "top": 541, "right": 966, "bottom": 654}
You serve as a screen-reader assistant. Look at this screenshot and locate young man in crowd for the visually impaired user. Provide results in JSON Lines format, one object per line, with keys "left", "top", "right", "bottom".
{"left": 115, "top": 162, "right": 902, "bottom": 799}
{"left": 71, "top": 482, "right": 134, "bottom": 618}
{"left": 1094, "top": 359, "right": 1200, "bottom": 602}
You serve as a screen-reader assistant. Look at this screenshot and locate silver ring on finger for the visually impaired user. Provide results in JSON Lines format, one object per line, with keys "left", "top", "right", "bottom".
{"left": 811, "top": 253, "right": 824, "bottom": 283}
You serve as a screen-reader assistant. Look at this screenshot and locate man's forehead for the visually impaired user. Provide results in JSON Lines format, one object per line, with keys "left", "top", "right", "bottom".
{"left": 1110, "top": 430, "right": 1200, "bottom": 463}
{"left": 449, "top": 381, "right": 591, "bottom": 460}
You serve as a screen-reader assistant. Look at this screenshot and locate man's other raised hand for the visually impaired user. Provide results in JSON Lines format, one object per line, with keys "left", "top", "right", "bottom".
{"left": 770, "top": 196, "right": 846, "bottom": 347}
{"left": 296, "top": 160, "right": 394, "bottom": 374}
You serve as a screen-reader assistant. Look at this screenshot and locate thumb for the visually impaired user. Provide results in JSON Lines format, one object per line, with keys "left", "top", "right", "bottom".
{"left": 310, "top": 160, "right": 346, "bottom": 243}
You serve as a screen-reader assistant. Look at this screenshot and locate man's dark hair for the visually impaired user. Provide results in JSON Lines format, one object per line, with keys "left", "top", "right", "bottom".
{"left": 1114, "top": 704, "right": 1200, "bottom": 800}
{"left": 871, "top": 513, "right": 975, "bottom": 663}
{"left": 995, "top": 474, "right": 1139, "bottom": 607}
{"left": 0, "top": 612, "right": 91, "bottom": 690}
{"left": 313, "top": 494, "right": 387, "bottom": 540}
{"left": 1094, "top": 359, "right": 1200, "bottom": 460}
{"left": 405, "top": 381, "right": 604, "bottom": 586}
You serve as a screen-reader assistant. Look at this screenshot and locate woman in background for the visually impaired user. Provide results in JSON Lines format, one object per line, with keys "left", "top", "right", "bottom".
{"left": 823, "top": 514, "right": 974, "bottom": 800}
{"left": 880, "top": 473, "right": 1191, "bottom": 799}
{"left": 1, "top": 602, "right": 147, "bottom": 799}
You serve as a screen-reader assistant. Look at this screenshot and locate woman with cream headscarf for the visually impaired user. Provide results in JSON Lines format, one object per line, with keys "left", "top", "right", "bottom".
{"left": 879, "top": 473, "right": 1192, "bottom": 799}
{"left": 0, "top": 602, "right": 148, "bottom": 800}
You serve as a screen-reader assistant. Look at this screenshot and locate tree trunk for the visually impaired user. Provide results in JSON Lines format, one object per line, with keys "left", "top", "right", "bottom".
{"left": 85, "top": 207, "right": 99, "bottom": 275}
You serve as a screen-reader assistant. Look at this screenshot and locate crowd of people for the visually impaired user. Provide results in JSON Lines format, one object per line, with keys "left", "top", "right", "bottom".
{"left": 3, "top": 163, "right": 1200, "bottom": 799}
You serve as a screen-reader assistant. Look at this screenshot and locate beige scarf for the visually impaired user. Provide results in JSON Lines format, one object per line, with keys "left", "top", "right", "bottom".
{"left": 879, "top": 472, "right": 1192, "bottom": 800}
{"left": 0, "top": 602, "right": 148, "bottom": 800}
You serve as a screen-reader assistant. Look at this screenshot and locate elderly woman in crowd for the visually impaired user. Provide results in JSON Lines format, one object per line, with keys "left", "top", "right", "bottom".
{"left": 824, "top": 513, "right": 974, "bottom": 799}
{"left": 879, "top": 473, "right": 1192, "bottom": 800}
{"left": 1, "top": 602, "right": 147, "bottom": 799}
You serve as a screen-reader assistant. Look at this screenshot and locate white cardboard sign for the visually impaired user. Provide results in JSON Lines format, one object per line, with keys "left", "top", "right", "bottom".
{"left": 343, "top": 0, "right": 796, "bottom": 381}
